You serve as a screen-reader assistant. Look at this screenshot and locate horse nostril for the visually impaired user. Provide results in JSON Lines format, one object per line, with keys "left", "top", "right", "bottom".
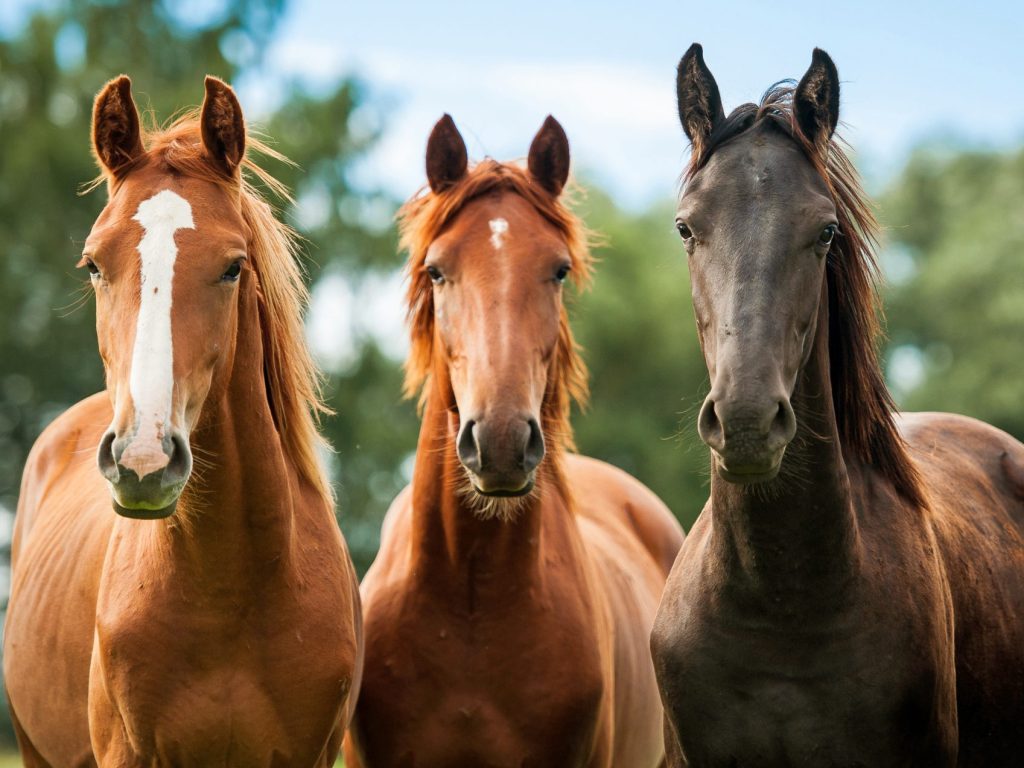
{"left": 457, "top": 419, "right": 482, "bottom": 472}
{"left": 697, "top": 398, "right": 725, "bottom": 451}
{"left": 164, "top": 432, "right": 192, "bottom": 485}
{"left": 97, "top": 430, "right": 119, "bottom": 483}
{"left": 523, "top": 418, "right": 545, "bottom": 473}
{"left": 769, "top": 399, "right": 797, "bottom": 447}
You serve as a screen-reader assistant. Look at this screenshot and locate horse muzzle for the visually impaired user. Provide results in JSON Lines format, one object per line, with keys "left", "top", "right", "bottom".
{"left": 457, "top": 415, "right": 544, "bottom": 497}
{"left": 97, "top": 429, "right": 192, "bottom": 518}
{"left": 698, "top": 394, "right": 796, "bottom": 484}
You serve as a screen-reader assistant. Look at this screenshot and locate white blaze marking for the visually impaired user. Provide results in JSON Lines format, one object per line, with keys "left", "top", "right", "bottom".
{"left": 121, "top": 189, "right": 194, "bottom": 478}
{"left": 489, "top": 218, "right": 509, "bottom": 250}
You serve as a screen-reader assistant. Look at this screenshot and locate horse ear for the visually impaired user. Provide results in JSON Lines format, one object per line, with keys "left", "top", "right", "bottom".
{"left": 794, "top": 48, "right": 840, "bottom": 146}
{"left": 528, "top": 115, "right": 570, "bottom": 196}
{"left": 677, "top": 43, "right": 725, "bottom": 157}
{"left": 425, "top": 114, "right": 468, "bottom": 193}
{"left": 92, "top": 75, "right": 144, "bottom": 177}
{"left": 200, "top": 76, "right": 246, "bottom": 176}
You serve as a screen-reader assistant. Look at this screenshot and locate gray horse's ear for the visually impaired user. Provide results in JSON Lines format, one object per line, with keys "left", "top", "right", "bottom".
{"left": 677, "top": 43, "right": 725, "bottom": 158}
{"left": 425, "top": 114, "right": 468, "bottom": 193}
{"left": 794, "top": 48, "right": 840, "bottom": 147}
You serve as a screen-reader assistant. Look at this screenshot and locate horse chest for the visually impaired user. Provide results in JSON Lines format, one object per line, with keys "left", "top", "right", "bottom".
{"left": 91, "top": 582, "right": 356, "bottom": 764}
{"left": 654, "top": 584, "right": 955, "bottom": 767}
{"left": 356, "top": 587, "right": 607, "bottom": 767}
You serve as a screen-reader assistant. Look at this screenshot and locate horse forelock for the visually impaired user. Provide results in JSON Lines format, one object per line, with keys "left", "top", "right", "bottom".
{"left": 89, "top": 112, "right": 333, "bottom": 510}
{"left": 686, "top": 85, "right": 925, "bottom": 508}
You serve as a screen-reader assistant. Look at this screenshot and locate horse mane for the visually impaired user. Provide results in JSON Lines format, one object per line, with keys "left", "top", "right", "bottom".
{"left": 398, "top": 160, "right": 593, "bottom": 456}
{"left": 96, "top": 112, "right": 334, "bottom": 508}
{"left": 687, "top": 84, "right": 925, "bottom": 508}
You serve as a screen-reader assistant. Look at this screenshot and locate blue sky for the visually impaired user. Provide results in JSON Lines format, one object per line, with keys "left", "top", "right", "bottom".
{"left": 241, "top": 0, "right": 1024, "bottom": 207}
{"left": 4, "top": 0, "right": 1023, "bottom": 206}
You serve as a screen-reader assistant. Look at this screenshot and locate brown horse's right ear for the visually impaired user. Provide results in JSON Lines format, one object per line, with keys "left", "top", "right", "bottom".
{"left": 92, "top": 75, "right": 144, "bottom": 178}
{"left": 426, "top": 114, "right": 468, "bottom": 193}
{"left": 676, "top": 43, "right": 725, "bottom": 158}
{"left": 528, "top": 115, "right": 570, "bottom": 196}
{"left": 201, "top": 75, "right": 247, "bottom": 176}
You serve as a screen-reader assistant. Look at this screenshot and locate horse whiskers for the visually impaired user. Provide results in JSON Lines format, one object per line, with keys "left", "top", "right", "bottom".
{"left": 454, "top": 470, "right": 535, "bottom": 523}
{"left": 56, "top": 283, "right": 95, "bottom": 318}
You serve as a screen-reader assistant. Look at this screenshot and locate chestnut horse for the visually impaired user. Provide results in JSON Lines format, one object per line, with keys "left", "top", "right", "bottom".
{"left": 344, "top": 115, "right": 684, "bottom": 766}
{"left": 4, "top": 76, "right": 362, "bottom": 766}
{"left": 652, "top": 45, "right": 1024, "bottom": 767}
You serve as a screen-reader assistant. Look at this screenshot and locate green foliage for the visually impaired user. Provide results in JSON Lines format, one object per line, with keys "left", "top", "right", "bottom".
{"left": 257, "top": 81, "right": 417, "bottom": 572}
{"left": 881, "top": 145, "right": 1024, "bottom": 438}
{"left": 572, "top": 187, "right": 709, "bottom": 528}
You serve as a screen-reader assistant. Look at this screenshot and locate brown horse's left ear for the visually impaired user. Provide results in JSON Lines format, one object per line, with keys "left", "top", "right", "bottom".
{"left": 426, "top": 114, "right": 468, "bottom": 193}
{"left": 92, "top": 75, "right": 144, "bottom": 178}
{"left": 794, "top": 48, "right": 840, "bottom": 147}
{"left": 528, "top": 115, "right": 570, "bottom": 196}
{"left": 200, "top": 76, "right": 246, "bottom": 176}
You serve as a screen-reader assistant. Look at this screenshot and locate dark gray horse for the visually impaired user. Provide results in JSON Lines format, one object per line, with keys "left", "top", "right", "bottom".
{"left": 652, "top": 45, "right": 1024, "bottom": 767}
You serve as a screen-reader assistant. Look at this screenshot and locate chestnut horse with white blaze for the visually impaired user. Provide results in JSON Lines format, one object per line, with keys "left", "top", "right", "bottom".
{"left": 652, "top": 45, "right": 1024, "bottom": 766}
{"left": 4, "top": 76, "right": 362, "bottom": 766}
{"left": 344, "top": 115, "right": 684, "bottom": 766}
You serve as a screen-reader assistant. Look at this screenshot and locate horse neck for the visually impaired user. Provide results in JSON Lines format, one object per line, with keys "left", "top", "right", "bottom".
{"left": 408, "top": 373, "right": 575, "bottom": 595}
{"left": 160, "top": 272, "right": 302, "bottom": 578}
{"left": 708, "top": 287, "right": 861, "bottom": 602}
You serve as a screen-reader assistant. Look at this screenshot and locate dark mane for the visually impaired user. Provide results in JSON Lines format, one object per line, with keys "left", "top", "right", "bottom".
{"left": 398, "top": 159, "right": 593, "bottom": 458}
{"left": 688, "top": 84, "right": 925, "bottom": 508}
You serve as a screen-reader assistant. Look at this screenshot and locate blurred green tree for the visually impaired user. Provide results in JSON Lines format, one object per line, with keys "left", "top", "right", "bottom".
{"left": 880, "top": 145, "right": 1024, "bottom": 438}
{"left": 572, "top": 187, "right": 709, "bottom": 529}
{"left": 259, "top": 83, "right": 418, "bottom": 572}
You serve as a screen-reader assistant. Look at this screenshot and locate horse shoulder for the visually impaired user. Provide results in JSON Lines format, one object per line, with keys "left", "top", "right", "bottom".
{"left": 897, "top": 411, "right": 1024, "bottom": 755}
{"left": 564, "top": 453, "right": 685, "bottom": 577}
{"left": 13, "top": 392, "right": 111, "bottom": 548}
{"left": 900, "top": 411, "right": 1024, "bottom": 520}
{"left": 5, "top": 392, "right": 113, "bottom": 768}
{"left": 564, "top": 454, "right": 680, "bottom": 767}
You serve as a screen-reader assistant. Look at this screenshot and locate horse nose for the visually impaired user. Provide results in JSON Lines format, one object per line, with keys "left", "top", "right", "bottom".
{"left": 97, "top": 428, "right": 192, "bottom": 518}
{"left": 98, "top": 429, "right": 190, "bottom": 484}
{"left": 698, "top": 395, "right": 797, "bottom": 457}
{"left": 456, "top": 415, "right": 544, "bottom": 493}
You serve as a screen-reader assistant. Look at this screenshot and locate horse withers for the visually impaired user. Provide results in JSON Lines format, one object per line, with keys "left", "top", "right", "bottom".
{"left": 344, "top": 115, "right": 684, "bottom": 767}
{"left": 4, "top": 76, "right": 362, "bottom": 766}
{"left": 652, "top": 45, "right": 1024, "bottom": 767}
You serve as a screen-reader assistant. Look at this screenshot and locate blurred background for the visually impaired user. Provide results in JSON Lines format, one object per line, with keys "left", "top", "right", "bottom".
{"left": 1, "top": 0, "right": 1022, "bottom": 750}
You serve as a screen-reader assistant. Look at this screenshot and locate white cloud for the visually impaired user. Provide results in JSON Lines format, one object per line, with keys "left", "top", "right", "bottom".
{"left": 258, "top": 44, "right": 687, "bottom": 208}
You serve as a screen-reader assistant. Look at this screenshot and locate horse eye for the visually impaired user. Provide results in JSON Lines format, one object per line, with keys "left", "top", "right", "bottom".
{"left": 676, "top": 222, "right": 693, "bottom": 240}
{"left": 819, "top": 224, "right": 837, "bottom": 246}
{"left": 426, "top": 265, "right": 444, "bottom": 285}
{"left": 221, "top": 260, "right": 243, "bottom": 282}
{"left": 555, "top": 264, "right": 571, "bottom": 284}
